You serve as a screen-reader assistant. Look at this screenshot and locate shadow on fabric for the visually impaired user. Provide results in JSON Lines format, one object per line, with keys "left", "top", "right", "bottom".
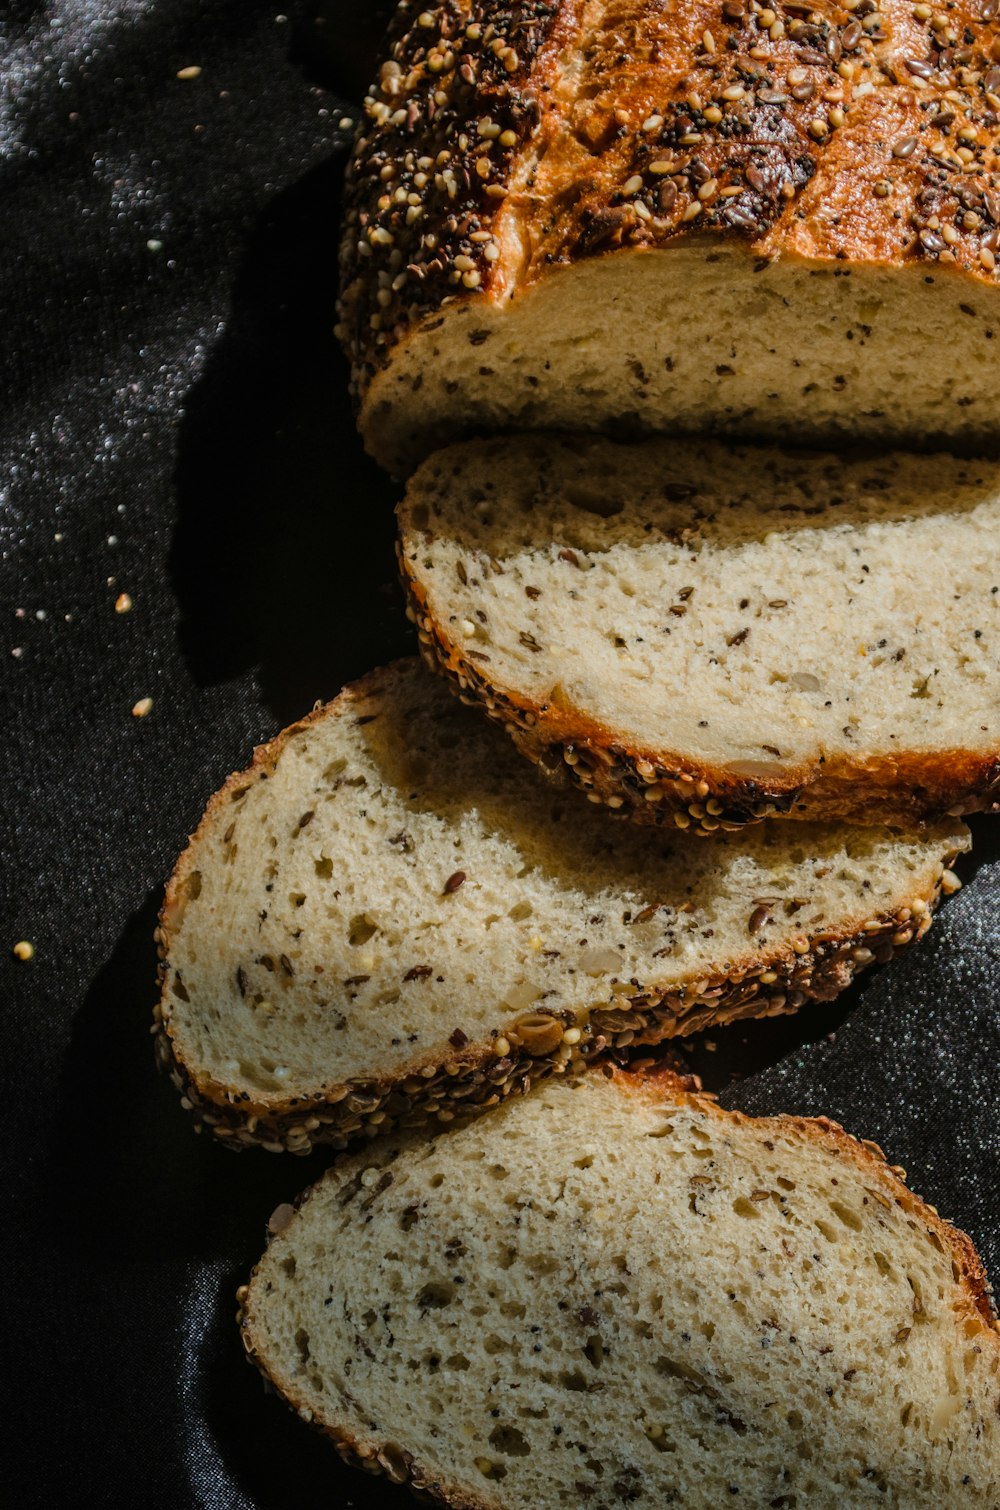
{"left": 46, "top": 889, "right": 402, "bottom": 1505}
{"left": 170, "top": 153, "right": 408, "bottom": 727}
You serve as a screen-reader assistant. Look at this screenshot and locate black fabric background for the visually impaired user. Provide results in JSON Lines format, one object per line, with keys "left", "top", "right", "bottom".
{"left": 2, "top": 5, "right": 998, "bottom": 1505}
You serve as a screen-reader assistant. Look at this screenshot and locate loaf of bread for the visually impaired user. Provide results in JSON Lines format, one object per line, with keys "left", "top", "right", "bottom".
{"left": 339, "top": 0, "right": 1000, "bottom": 474}
{"left": 239, "top": 1066, "right": 1000, "bottom": 1507}
{"left": 155, "top": 659, "right": 967, "bottom": 1153}
{"left": 400, "top": 434, "right": 1000, "bottom": 832}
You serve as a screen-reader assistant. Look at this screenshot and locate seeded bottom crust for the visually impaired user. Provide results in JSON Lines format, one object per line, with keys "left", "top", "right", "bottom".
{"left": 401, "top": 558, "right": 1000, "bottom": 834}
{"left": 235, "top": 1068, "right": 999, "bottom": 1506}
{"left": 153, "top": 873, "right": 953, "bottom": 1155}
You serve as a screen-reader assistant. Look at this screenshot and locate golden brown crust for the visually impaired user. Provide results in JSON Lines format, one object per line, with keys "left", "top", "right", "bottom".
{"left": 402, "top": 549, "right": 1000, "bottom": 831}
{"left": 340, "top": 0, "right": 1000, "bottom": 398}
{"left": 235, "top": 1063, "right": 999, "bottom": 1505}
{"left": 152, "top": 662, "right": 963, "bottom": 1155}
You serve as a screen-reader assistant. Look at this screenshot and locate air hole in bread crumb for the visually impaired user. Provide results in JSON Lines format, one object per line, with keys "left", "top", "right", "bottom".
{"left": 417, "top": 1281, "right": 456, "bottom": 1310}
{"left": 348, "top": 913, "right": 377, "bottom": 946}
{"left": 474, "top": 1458, "right": 506, "bottom": 1480}
{"left": 583, "top": 1335, "right": 604, "bottom": 1368}
{"left": 489, "top": 1425, "right": 530, "bottom": 1457}
{"left": 830, "top": 1200, "right": 864, "bottom": 1232}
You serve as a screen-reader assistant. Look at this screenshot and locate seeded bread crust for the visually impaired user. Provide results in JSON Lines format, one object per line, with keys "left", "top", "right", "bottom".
{"left": 153, "top": 664, "right": 967, "bottom": 1156}
{"left": 402, "top": 551, "right": 1000, "bottom": 833}
{"left": 236, "top": 1066, "right": 999, "bottom": 1507}
{"left": 341, "top": 0, "right": 1000, "bottom": 472}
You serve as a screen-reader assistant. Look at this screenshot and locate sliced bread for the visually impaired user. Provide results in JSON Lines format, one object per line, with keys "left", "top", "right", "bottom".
{"left": 239, "top": 1067, "right": 1000, "bottom": 1508}
{"left": 399, "top": 434, "right": 1000, "bottom": 832}
{"left": 155, "top": 660, "right": 967, "bottom": 1154}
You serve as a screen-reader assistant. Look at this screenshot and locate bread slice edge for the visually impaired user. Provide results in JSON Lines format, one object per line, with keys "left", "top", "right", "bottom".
{"left": 399, "top": 538, "right": 1000, "bottom": 833}
{"left": 153, "top": 664, "right": 969, "bottom": 1156}
{"left": 236, "top": 1065, "right": 999, "bottom": 1507}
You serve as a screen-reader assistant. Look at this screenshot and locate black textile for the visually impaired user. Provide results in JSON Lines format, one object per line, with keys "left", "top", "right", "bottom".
{"left": 3, "top": 5, "right": 998, "bottom": 1505}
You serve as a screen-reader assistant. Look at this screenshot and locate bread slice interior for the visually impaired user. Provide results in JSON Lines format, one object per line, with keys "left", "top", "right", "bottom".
{"left": 241, "top": 1067, "right": 999, "bottom": 1508}
{"left": 400, "top": 434, "right": 1000, "bottom": 826}
{"left": 159, "top": 660, "right": 966, "bottom": 1148}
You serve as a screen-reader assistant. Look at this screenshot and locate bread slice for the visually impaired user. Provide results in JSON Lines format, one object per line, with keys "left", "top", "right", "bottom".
{"left": 239, "top": 1067, "right": 1000, "bottom": 1507}
{"left": 399, "top": 434, "right": 1000, "bottom": 832}
{"left": 340, "top": 2, "right": 1000, "bottom": 475}
{"left": 155, "top": 659, "right": 967, "bottom": 1154}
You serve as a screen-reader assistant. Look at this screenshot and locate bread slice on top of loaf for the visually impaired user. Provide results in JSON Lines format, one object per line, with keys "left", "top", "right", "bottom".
{"left": 399, "top": 435, "right": 1000, "bottom": 833}
{"left": 341, "top": 1, "right": 1000, "bottom": 474}
{"left": 240, "top": 1067, "right": 1000, "bottom": 1508}
{"left": 155, "top": 660, "right": 967, "bottom": 1154}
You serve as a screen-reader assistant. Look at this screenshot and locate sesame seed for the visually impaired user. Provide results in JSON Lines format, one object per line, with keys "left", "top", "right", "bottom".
{"left": 13, "top": 941, "right": 34, "bottom": 962}
{"left": 493, "top": 1036, "right": 510, "bottom": 1057}
{"left": 115, "top": 592, "right": 133, "bottom": 614}
{"left": 132, "top": 696, "right": 154, "bottom": 718}
{"left": 623, "top": 174, "right": 644, "bottom": 195}
{"left": 940, "top": 869, "right": 962, "bottom": 894}
{"left": 176, "top": 65, "right": 202, "bottom": 81}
